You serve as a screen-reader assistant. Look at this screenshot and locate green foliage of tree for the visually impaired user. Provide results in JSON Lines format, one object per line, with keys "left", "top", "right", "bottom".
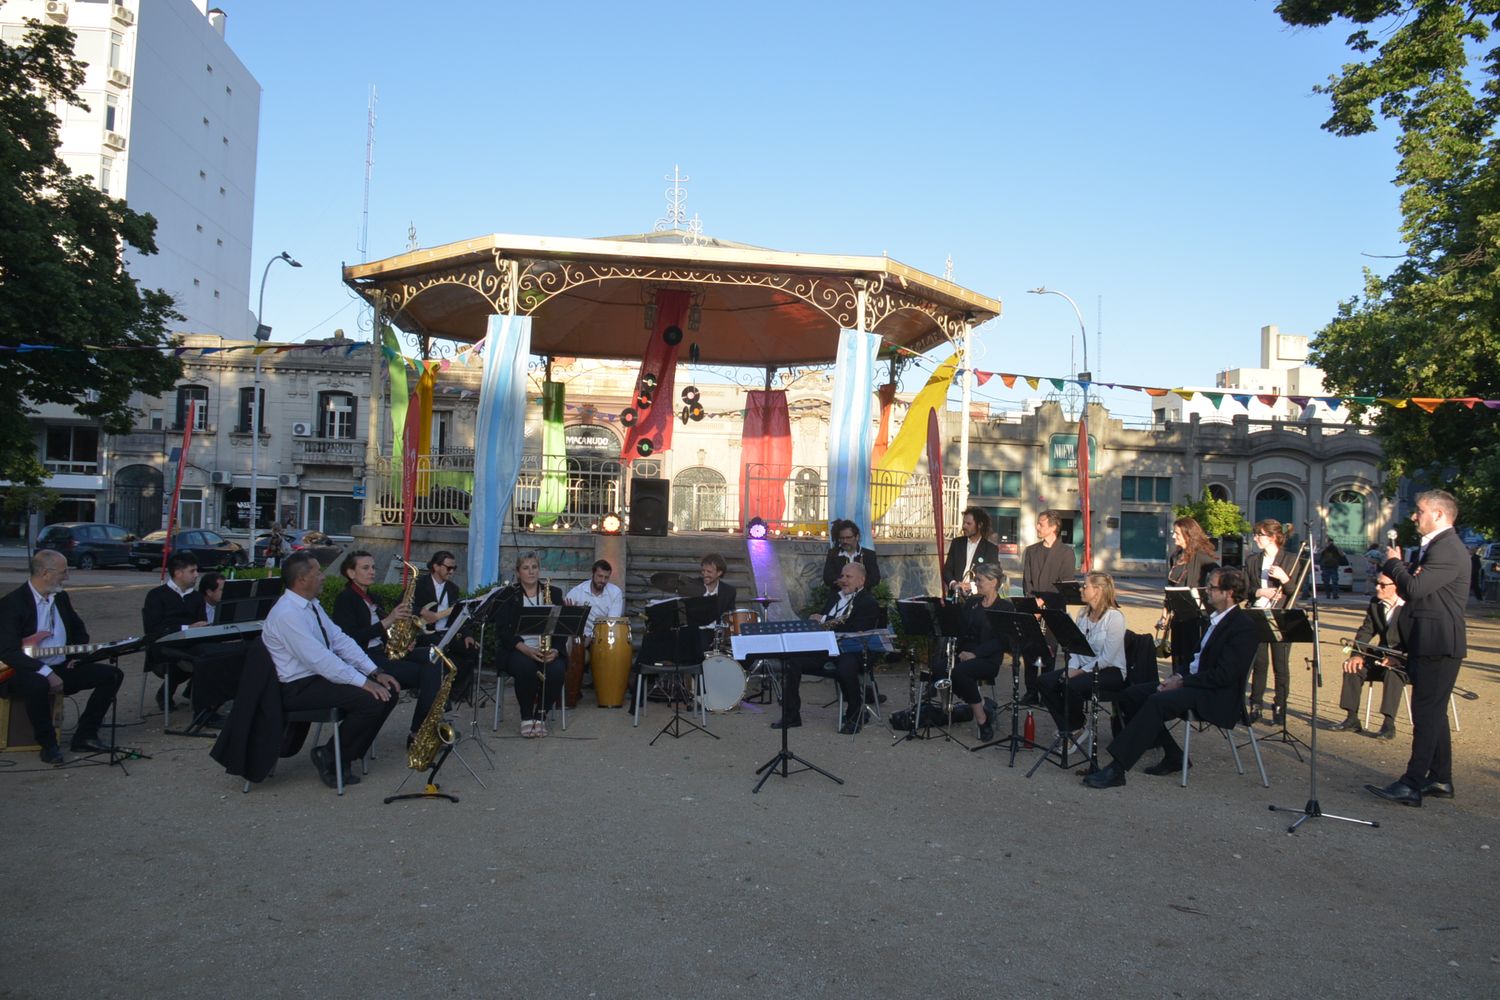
{"left": 2, "top": 484, "right": 59, "bottom": 556}
{"left": 1276, "top": 1, "right": 1500, "bottom": 532}
{"left": 0, "top": 12, "right": 181, "bottom": 484}
{"left": 1173, "top": 488, "right": 1251, "bottom": 538}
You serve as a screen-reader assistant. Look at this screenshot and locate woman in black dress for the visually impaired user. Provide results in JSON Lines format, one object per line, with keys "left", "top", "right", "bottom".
{"left": 1159, "top": 516, "right": 1218, "bottom": 675}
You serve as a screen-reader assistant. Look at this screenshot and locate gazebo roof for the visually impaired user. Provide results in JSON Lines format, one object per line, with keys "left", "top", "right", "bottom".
{"left": 343, "top": 230, "right": 1002, "bottom": 367}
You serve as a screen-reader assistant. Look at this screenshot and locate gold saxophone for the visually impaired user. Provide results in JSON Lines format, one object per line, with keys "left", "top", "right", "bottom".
{"left": 406, "top": 645, "right": 459, "bottom": 771}
{"left": 385, "top": 560, "right": 424, "bottom": 660}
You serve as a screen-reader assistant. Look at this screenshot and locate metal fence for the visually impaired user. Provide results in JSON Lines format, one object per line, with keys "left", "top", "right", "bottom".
{"left": 512, "top": 455, "right": 624, "bottom": 531}
{"left": 742, "top": 464, "right": 959, "bottom": 539}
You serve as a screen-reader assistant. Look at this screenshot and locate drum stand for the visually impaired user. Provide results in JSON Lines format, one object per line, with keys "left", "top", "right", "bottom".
{"left": 650, "top": 664, "right": 718, "bottom": 746}
{"left": 753, "top": 698, "right": 842, "bottom": 794}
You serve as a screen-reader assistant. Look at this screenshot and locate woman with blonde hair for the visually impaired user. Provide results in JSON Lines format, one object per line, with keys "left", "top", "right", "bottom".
{"left": 1038, "top": 571, "right": 1126, "bottom": 739}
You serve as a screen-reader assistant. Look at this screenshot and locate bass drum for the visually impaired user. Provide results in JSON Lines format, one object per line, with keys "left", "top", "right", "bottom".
{"left": 590, "top": 618, "right": 633, "bottom": 708}
{"left": 699, "top": 653, "right": 747, "bottom": 713}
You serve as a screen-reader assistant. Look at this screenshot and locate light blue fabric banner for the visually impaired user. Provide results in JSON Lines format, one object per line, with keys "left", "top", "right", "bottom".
{"left": 469, "top": 314, "right": 532, "bottom": 589}
{"left": 827, "top": 328, "right": 880, "bottom": 540}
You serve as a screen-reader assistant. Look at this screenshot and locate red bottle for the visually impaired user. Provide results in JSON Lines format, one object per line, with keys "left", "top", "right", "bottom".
{"left": 1023, "top": 709, "right": 1036, "bottom": 744}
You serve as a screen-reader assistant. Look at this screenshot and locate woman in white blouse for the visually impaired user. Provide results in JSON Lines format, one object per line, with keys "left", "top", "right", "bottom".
{"left": 1037, "top": 571, "right": 1126, "bottom": 738}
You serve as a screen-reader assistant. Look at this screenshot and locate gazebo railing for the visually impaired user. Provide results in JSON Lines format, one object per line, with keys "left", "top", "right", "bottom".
{"left": 742, "top": 464, "right": 959, "bottom": 539}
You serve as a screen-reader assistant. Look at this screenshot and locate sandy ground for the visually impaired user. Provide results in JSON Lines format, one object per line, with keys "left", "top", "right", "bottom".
{"left": 1, "top": 564, "right": 1496, "bottom": 1000}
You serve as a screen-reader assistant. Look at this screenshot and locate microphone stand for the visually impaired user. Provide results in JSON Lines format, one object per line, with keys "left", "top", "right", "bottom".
{"left": 1268, "top": 521, "right": 1379, "bottom": 834}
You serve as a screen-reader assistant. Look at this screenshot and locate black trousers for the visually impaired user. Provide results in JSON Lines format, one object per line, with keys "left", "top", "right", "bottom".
{"left": 1106, "top": 681, "right": 1212, "bottom": 771}
{"left": 950, "top": 655, "right": 1002, "bottom": 707}
{"left": 1, "top": 661, "right": 122, "bottom": 749}
{"left": 1338, "top": 662, "right": 1405, "bottom": 719}
{"left": 372, "top": 651, "right": 443, "bottom": 734}
{"left": 1040, "top": 667, "right": 1128, "bottom": 732}
{"left": 1249, "top": 642, "right": 1291, "bottom": 710}
{"left": 279, "top": 675, "right": 393, "bottom": 763}
{"left": 1402, "top": 655, "right": 1462, "bottom": 786}
{"left": 505, "top": 648, "right": 565, "bottom": 718}
{"left": 782, "top": 651, "right": 861, "bottom": 719}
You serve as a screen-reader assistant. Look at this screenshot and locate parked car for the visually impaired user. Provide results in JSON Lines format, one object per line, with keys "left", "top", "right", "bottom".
{"left": 1480, "top": 542, "right": 1500, "bottom": 598}
{"left": 130, "top": 529, "right": 247, "bottom": 571}
{"left": 252, "top": 529, "right": 343, "bottom": 567}
{"left": 36, "top": 522, "right": 137, "bottom": 569}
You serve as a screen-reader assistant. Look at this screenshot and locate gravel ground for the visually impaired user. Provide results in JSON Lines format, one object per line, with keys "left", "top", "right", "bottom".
{"left": 2, "top": 564, "right": 1496, "bottom": 999}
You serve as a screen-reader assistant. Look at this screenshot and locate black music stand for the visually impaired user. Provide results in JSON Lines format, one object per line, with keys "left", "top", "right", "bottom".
{"left": 1163, "top": 587, "right": 1207, "bottom": 675}
{"left": 972, "top": 610, "right": 1047, "bottom": 765}
{"left": 446, "top": 586, "right": 509, "bottom": 775}
{"left": 75, "top": 639, "right": 149, "bottom": 771}
{"left": 1246, "top": 608, "right": 1312, "bottom": 759}
{"left": 890, "top": 598, "right": 966, "bottom": 746}
{"left": 634, "top": 601, "right": 715, "bottom": 746}
{"left": 1025, "top": 609, "right": 1096, "bottom": 777}
{"left": 744, "top": 621, "right": 842, "bottom": 793}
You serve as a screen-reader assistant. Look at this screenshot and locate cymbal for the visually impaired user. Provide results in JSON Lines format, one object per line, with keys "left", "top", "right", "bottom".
{"left": 650, "top": 571, "right": 691, "bottom": 592}
{"left": 748, "top": 596, "right": 779, "bottom": 604}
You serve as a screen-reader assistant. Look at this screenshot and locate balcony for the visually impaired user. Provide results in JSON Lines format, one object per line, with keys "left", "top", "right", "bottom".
{"left": 294, "top": 437, "right": 364, "bottom": 466}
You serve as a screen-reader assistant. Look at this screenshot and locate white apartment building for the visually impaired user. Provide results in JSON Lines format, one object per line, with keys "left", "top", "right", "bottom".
{"left": 2, "top": 0, "right": 260, "bottom": 336}
{"left": 1152, "top": 324, "right": 1354, "bottom": 425}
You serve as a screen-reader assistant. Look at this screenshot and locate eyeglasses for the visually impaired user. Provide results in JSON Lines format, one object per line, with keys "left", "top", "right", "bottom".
{"left": 440, "top": 563, "right": 457, "bottom": 570}
{"left": 838, "top": 534, "right": 857, "bottom": 542}
{"left": 1203, "top": 584, "right": 1225, "bottom": 592}
{"left": 1376, "top": 581, "right": 1395, "bottom": 588}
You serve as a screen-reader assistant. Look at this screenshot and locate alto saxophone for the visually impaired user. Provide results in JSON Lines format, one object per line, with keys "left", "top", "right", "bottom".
{"left": 406, "top": 644, "right": 459, "bottom": 771}
{"left": 385, "top": 560, "right": 424, "bottom": 660}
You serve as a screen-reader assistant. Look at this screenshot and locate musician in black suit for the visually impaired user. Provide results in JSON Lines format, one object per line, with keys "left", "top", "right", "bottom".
{"left": 332, "top": 551, "right": 442, "bottom": 744}
{"left": 1084, "top": 567, "right": 1257, "bottom": 788}
{"left": 697, "top": 553, "right": 737, "bottom": 617}
{"left": 1328, "top": 572, "right": 1407, "bottom": 739}
{"left": 822, "top": 519, "right": 880, "bottom": 591}
{"left": 1243, "top": 518, "right": 1301, "bottom": 727}
{"left": 944, "top": 507, "right": 1000, "bottom": 599}
{"left": 775, "top": 562, "right": 880, "bottom": 734}
{"left": 1367, "top": 490, "right": 1470, "bottom": 806}
{"left": 414, "top": 549, "right": 478, "bottom": 700}
{"left": 142, "top": 550, "right": 209, "bottom": 706}
{"left": 1159, "top": 516, "right": 1220, "bottom": 677}
{"left": 949, "top": 563, "right": 1014, "bottom": 742}
{"left": 0, "top": 550, "right": 122, "bottom": 763}
{"left": 1020, "top": 509, "right": 1076, "bottom": 702}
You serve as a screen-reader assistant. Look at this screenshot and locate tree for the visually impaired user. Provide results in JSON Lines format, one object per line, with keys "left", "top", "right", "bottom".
{"left": 1276, "top": 1, "right": 1500, "bottom": 533}
{"left": 0, "top": 11, "right": 181, "bottom": 485}
{"left": 1, "top": 484, "right": 59, "bottom": 556}
{"left": 1174, "top": 488, "right": 1251, "bottom": 539}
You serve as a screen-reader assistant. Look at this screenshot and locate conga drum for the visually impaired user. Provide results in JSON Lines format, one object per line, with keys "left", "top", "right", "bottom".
{"left": 590, "top": 617, "right": 633, "bottom": 708}
{"left": 563, "top": 637, "right": 586, "bottom": 708}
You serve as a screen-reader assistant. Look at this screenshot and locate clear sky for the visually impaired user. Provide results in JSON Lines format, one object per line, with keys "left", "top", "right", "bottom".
{"left": 224, "top": 1, "right": 1401, "bottom": 424}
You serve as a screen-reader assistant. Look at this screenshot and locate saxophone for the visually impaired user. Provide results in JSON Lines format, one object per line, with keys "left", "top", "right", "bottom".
{"left": 406, "top": 644, "right": 459, "bottom": 771}
{"left": 385, "top": 560, "right": 424, "bottom": 660}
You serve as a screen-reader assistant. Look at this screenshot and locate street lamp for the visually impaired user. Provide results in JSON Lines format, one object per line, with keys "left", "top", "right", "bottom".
{"left": 250, "top": 251, "right": 301, "bottom": 554}
{"left": 1029, "top": 286, "right": 1092, "bottom": 570}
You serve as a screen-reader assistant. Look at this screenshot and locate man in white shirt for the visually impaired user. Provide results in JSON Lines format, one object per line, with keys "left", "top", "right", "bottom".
{"left": 564, "top": 560, "right": 625, "bottom": 643}
{"left": 262, "top": 551, "right": 400, "bottom": 788}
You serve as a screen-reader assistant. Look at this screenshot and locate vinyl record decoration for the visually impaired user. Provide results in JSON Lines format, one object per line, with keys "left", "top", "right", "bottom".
{"left": 662, "top": 324, "right": 683, "bottom": 346}
{"left": 619, "top": 407, "right": 638, "bottom": 427}
{"left": 636, "top": 438, "right": 655, "bottom": 456}
{"left": 680, "top": 385, "right": 700, "bottom": 404}
{"left": 635, "top": 389, "right": 654, "bottom": 409}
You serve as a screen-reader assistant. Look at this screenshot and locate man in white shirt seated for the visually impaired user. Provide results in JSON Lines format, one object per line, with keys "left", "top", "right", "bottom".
{"left": 262, "top": 551, "right": 401, "bottom": 789}
{"left": 564, "top": 559, "right": 624, "bottom": 646}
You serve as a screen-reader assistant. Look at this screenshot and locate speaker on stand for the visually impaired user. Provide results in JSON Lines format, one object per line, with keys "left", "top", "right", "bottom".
{"left": 629, "top": 477, "right": 669, "bottom": 537}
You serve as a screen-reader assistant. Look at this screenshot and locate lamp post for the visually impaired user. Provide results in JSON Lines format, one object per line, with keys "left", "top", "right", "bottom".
{"left": 250, "top": 251, "right": 301, "bottom": 555}
{"left": 1029, "top": 286, "right": 1091, "bottom": 570}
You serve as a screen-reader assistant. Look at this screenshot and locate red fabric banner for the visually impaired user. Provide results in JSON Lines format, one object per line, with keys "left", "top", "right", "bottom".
{"left": 741, "top": 390, "right": 792, "bottom": 528}
{"left": 161, "top": 400, "right": 196, "bottom": 577}
{"left": 620, "top": 289, "right": 691, "bottom": 460}
{"left": 926, "top": 409, "right": 945, "bottom": 581}
{"left": 871, "top": 383, "right": 897, "bottom": 466}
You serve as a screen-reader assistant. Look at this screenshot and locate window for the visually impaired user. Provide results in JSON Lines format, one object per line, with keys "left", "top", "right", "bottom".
{"left": 44, "top": 426, "right": 101, "bottom": 474}
{"left": 104, "top": 94, "right": 118, "bottom": 131}
{"left": 1121, "top": 476, "right": 1172, "bottom": 503}
{"left": 237, "top": 386, "right": 265, "bottom": 433}
{"left": 988, "top": 506, "right": 1021, "bottom": 554}
{"left": 1255, "top": 486, "right": 1295, "bottom": 528}
{"left": 99, "top": 156, "right": 113, "bottom": 194}
{"left": 1120, "top": 511, "right": 1164, "bottom": 560}
{"left": 318, "top": 391, "right": 357, "bottom": 440}
{"left": 304, "top": 494, "right": 362, "bottom": 535}
{"left": 109, "top": 32, "right": 123, "bottom": 70}
{"left": 431, "top": 410, "right": 452, "bottom": 454}
{"left": 1327, "top": 489, "right": 1366, "bottom": 554}
{"left": 968, "top": 469, "right": 1022, "bottom": 499}
{"left": 178, "top": 487, "right": 204, "bottom": 529}
{"left": 174, "top": 384, "right": 208, "bottom": 431}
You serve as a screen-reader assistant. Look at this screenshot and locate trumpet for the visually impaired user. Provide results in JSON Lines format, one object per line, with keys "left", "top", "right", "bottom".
{"left": 1339, "top": 637, "right": 1407, "bottom": 665}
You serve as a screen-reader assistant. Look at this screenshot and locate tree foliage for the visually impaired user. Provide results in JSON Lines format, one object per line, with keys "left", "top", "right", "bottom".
{"left": 0, "top": 11, "right": 181, "bottom": 484}
{"left": 1276, "top": 1, "right": 1500, "bottom": 533}
{"left": 1174, "top": 488, "right": 1252, "bottom": 539}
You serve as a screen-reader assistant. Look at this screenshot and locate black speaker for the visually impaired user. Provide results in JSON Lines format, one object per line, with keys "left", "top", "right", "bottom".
{"left": 629, "top": 477, "right": 669, "bottom": 536}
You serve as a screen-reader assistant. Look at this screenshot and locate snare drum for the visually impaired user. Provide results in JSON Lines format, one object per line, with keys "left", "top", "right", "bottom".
{"left": 722, "top": 608, "right": 762, "bottom": 636}
{"left": 699, "top": 653, "right": 747, "bottom": 713}
{"left": 590, "top": 617, "right": 633, "bottom": 708}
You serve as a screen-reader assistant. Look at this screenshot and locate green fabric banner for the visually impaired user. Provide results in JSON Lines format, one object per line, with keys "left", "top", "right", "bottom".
{"left": 533, "top": 380, "right": 567, "bottom": 527}
{"left": 384, "top": 326, "right": 409, "bottom": 491}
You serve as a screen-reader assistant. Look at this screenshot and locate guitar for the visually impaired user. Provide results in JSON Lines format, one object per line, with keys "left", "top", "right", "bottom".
{"left": 1, "top": 634, "right": 142, "bottom": 684}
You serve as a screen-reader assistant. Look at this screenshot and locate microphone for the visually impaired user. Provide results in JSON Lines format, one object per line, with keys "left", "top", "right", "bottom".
{"left": 1386, "top": 528, "right": 1398, "bottom": 546}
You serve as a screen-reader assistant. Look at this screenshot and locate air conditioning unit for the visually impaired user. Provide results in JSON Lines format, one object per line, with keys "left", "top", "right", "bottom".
{"left": 291, "top": 421, "right": 313, "bottom": 437}
{"left": 107, "top": 67, "right": 131, "bottom": 88}
{"left": 111, "top": 4, "right": 135, "bottom": 26}
{"left": 210, "top": 471, "right": 232, "bottom": 485}
{"left": 278, "top": 474, "right": 300, "bottom": 488}
{"left": 44, "top": 1, "right": 68, "bottom": 22}
{"left": 103, "top": 131, "right": 127, "bottom": 151}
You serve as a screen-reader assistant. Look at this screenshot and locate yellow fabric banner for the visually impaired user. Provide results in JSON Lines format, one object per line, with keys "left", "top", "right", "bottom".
{"left": 870, "top": 353, "right": 959, "bottom": 523}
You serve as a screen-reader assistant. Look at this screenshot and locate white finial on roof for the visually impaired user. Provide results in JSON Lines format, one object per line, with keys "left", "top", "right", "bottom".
{"left": 655, "top": 165, "right": 690, "bottom": 232}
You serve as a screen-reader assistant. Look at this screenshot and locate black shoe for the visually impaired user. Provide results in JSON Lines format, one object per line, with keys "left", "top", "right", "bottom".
{"left": 877, "top": 693, "right": 888, "bottom": 704}
{"left": 69, "top": 736, "right": 112, "bottom": 754}
{"left": 1372, "top": 720, "right": 1397, "bottom": 741}
{"left": 38, "top": 746, "right": 66, "bottom": 766}
{"left": 309, "top": 745, "right": 339, "bottom": 789}
{"left": 770, "top": 715, "right": 802, "bottom": 730}
{"left": 1142, "top": 757, "right": 1186, "bottom": 777}
{"left": 1020, "top": 692, "right": 1042, "bottom": 707}
{"left": 838, "top": 717, "right": 861, "bottom": 736}
{"left": 977, "top": 718, "right": 995, "bottom": 742}
{"left": 340, "top": 768, "right": 361, "bottom": 786}
{"left": 1247, "top": 704, "right": 1264, "bottom": 725}
{"left": 1365, "top": 779, "right": 1422, "bottom": 807}
{"left": 1420, "top": 780, "right": 1454, "bottom": 799}
{"left": 1325, "top": 714, "right": 1363, "bottom": 733}
{"left": 1082, "top": 762, "right": 1126, "bottom": 789}
{"left": 1269, "top": 707, "right": 1287, "bottom": 728}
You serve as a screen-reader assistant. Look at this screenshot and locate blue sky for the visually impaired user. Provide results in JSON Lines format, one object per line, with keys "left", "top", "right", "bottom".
{"left": 227, "top": 1, "right": 1400, "bottom": 423}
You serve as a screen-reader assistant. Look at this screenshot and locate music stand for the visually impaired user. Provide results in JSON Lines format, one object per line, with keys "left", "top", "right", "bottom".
{"left": 740, "top": 621, "right": 842, "bottom": 793}
{"left": 1245, "top": 608, "right": 1312, "bottom": 759}
{"left": 1055, "top": 581, "right": 1085, "bottom": 606}
{"left": 76, "top": 639, "right": 150, "bottom": 771}
{"left": 446, "top": 585, "right": 509, "bottom": 771}
{"left": 969, "top": 609, "right": 1047, "bottom": 764}
{"left": 889, "top": 599, "right": 966, "bottom": 746}
{"left": 1025, "top": 609, "right": 1096, "bottom": 777}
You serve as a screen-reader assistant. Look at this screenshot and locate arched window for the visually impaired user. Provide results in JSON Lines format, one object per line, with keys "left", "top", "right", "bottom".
{"left": 1327, "top": 489, "right": 1366, "bottom": 553}
{"left": 672, "top": 467, "right": 727, "bottom": 532}
{"left": 1254, "top": 486, "right": 1295, "bottom": 529}
{"left": 792, "top": 468, "right": 821, "bottom": 524}
{"left": 318, "top": 391, "right": 357, "bottom": 440}
{"left": 1206, "top": 483, "right": 1230, "bottom": 502}
{"left": 113, "top": 464, "right": 164, "bottom": 537}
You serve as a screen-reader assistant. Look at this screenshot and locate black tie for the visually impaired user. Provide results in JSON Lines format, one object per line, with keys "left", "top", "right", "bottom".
{"left": 310, "top": 604, "right": 331, "bottom": 648}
